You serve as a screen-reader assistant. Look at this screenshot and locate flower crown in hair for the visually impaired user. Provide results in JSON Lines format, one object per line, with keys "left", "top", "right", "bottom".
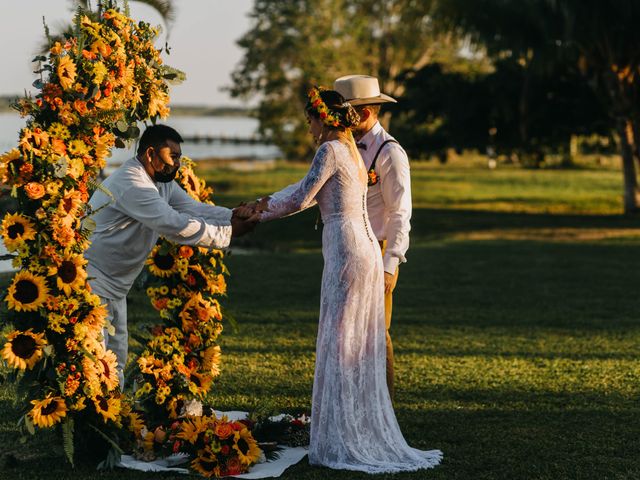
{"left": 308, "top": 86, "right": 345, "bottom": 128}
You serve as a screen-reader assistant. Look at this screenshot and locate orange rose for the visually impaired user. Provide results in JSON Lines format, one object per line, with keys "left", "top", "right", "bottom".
{"left": 214, "top": 422, "right": 235, "bottom": 440}
{"left": 51, "top": 138, "right": 67, "bottom": 155}
{"left": 24, "top": 182, "right": 45, "bottom": 200}
{"left": 73, "top": 100, "right": 88, "bottom": 115}
{"left": 179, "top": 246, "right": 194, "bottom": 258}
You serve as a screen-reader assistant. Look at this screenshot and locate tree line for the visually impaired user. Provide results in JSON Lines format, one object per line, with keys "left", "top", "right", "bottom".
{"left": 229, "top": 0, "right": 640, "bottom": 214}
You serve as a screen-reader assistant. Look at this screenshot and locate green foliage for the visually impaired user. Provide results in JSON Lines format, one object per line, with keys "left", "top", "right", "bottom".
{"left": 393, "top": 59, "right": 609, "bottom": 163}
{"left": 62, "top": 417, "right": 74, "bottom": 467}
{"left": 229, "top": 0, "right": 456, "bottom": 159}
{"left": 1, "top": 161, "right": 640, "bottom": 478}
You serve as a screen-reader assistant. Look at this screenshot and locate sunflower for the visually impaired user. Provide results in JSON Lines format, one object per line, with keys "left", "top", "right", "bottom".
{"left": 177, "top": 415, "right": 209, "bottom": 444}
{"left": 29, "top": 395, "right": 68, "bottom": 428}
{"left": 57, "top": 189, "right": 83, "bottom": 219}
{"left": 146, "top": 246, "right": 178, "bottom": 278}
{"left": 1, "top": 329, "right": 46, "bottom": 370}
{"left": 179, "top": 293, "right": 221, "bottom": 333}
{"left": 188, "top": 371, "right": 213, "bottom": 398}
{"left": 1, "top": 213, "right": 37, "bottom": 252}
{"left": 127, "top": 412, "right": 145, "bottom": 435}
{"left": 97, "top": 349, "right": 119, "bottom": 391}
{"left": 57, "top": 55, "right": 77, "bottom": 91}
{"left": 6, "top": 270, "right": 49, "bottom": 312}
{"left": 92, "top": 394, "right": 121, "bottom": 423}
{"left": 232, "top": 428, "right": 262, "bottom": 466}
{"left": 177, "top": 164, "right": 201, "bottom": 200}
{"left": 201, "top": 345, "right": 222, "bottom": 378}
{"left": 191, "top": 448, "right": 221, "bottom": 478}
{"left": 49, "top": 253, "right": 87, "bottom": 296}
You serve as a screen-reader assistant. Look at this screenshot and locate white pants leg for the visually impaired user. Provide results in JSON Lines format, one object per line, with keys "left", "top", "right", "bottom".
{"left": 102, "top": 296, "right": 128, "bottom": 387}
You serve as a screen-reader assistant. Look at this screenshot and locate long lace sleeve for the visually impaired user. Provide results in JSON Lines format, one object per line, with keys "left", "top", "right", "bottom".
{"left": 261, "top": 142, "right": 336, "bottom": 222}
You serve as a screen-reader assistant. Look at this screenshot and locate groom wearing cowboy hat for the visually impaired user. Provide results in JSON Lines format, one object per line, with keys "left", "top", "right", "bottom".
{"left": 334, "top": 75, "right": 412, "bottom": 400}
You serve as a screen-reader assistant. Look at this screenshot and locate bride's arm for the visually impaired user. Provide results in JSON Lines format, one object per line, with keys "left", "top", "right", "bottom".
{"left": 261, "top": 142, "right": 336, "bottom": 222}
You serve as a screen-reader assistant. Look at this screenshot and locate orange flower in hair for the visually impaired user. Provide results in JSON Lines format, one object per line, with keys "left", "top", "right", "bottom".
{"left": 307, "top": 86, "right": 343, "bottom": 128}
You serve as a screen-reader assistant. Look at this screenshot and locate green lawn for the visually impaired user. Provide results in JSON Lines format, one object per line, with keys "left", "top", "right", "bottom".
{"left": 1, "top": 159, "right": 640, "bottom": 479}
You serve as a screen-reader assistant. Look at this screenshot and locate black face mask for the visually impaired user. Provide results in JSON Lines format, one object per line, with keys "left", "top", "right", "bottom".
{"left": 153, "top": 167, "right": 179, "bottom": 183}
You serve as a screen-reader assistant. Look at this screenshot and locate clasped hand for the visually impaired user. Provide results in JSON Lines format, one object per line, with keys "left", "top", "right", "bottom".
{"left": 230, "top": 197, "right": 271, "bottom": 237}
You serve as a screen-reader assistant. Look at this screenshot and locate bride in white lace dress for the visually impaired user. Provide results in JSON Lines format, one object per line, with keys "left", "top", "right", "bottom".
{"left": 258, "top": 87, "right": 442, "bottom": 473}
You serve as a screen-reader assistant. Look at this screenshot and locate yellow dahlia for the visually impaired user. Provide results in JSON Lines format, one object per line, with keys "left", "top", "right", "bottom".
{"left": 1, "top": 329, "right": 46, "bottom": 370}
{"left": 6, "top": 270, "right": 49, "bottom": 312}
{"left": 1, "top": 213, "right": 37, "bottom": 252}
{"left": 233, "top": 428, "right": 262, "bottom": 466}
{"left": 29, "top": 395, "right": 67, "bottom": 428}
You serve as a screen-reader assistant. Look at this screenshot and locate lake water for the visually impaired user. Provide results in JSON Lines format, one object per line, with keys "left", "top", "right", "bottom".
{"left": 0, "top": 112, "right": 282, "bottom": 162}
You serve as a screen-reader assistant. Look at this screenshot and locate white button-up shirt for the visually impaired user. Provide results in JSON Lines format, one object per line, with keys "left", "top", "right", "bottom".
{"left": 358, "top": 122, "right": 412, "bottom": 274}
{"left": 85, "top": 157, "right": 232, "bottom": 299}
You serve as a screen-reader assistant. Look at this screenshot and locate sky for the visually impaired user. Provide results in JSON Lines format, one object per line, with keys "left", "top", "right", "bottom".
{"left": 0, "top": 0, "right": 254, "bottom": 107}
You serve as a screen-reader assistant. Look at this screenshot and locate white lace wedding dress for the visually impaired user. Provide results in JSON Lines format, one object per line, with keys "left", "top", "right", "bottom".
{"left": 261, "top": 139, "right": 442, "bottom": 473}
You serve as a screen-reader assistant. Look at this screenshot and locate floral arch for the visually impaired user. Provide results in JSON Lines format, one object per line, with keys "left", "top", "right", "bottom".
{"left": 0, "top": 2, "right": 263, "bottom": 477}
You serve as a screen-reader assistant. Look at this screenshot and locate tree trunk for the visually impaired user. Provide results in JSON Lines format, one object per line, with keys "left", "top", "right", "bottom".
{"left": 617, "top": 117, "right": 640, "bottom": 214}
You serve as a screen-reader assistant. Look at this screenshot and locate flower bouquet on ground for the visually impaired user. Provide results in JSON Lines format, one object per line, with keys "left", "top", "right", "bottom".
{"left": 251, "top": 412, "right": 311, "bottom": 449}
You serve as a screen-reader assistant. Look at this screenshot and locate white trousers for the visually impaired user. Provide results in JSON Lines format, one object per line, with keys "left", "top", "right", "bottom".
{"left": 102, "top": 296, "right": 128, "bottom": 387}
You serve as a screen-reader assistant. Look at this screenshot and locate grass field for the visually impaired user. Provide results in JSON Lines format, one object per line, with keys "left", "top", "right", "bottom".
{"left": 1, "top": 158, "right": 639, "bottom": 479}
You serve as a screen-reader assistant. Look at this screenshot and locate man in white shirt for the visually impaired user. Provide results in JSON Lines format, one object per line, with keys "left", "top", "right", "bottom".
{"left": 85, "top": 124, "right": 256, "bottom": 386}
{"left": 334, "top": 75, "right": 412, "bottom": 399}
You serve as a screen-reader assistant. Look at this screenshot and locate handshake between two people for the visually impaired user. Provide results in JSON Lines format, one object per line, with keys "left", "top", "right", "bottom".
{"left": 230, "top": 196, "right": 271, "bottom": 237}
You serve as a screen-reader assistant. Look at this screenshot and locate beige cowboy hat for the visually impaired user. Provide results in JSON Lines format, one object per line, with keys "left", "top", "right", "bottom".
{"left": 333, "top": 75, "right": 397, "bottom": 106}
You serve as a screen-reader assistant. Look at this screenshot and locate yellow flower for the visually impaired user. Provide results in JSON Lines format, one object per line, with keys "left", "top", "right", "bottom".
{"left": 57, "top": 55, "right": 77, "bottom": 91}
{"left": 1, "top": 213, "right": 37, "bottom": 252}
{"left": 57, "top": 188, "right": 83, "bottom": 218}
{"left": 67, "top": 139, "right": 89, "bottom": 156}
{"left": 70, "top": 396, "right": 87, "bottom": 411}
{"left": 233, "top": 428, "right": 262, "bottom": 466}
{"left": 49, "top": 253, "right": 87, "bottom": 296}
{"left": 188, "top": 371, "right": 213, "bottom": 398}
{"left": 176, "top": 416, "right": 208, "bottom": 444}
{"left": 6, "top": 270, "right": 49, "bottom": 312}
{"left": 48, "top": 122, "right": 70, "bottom": 140}
{"left": 45, "top": 180, "right": 63, "bottom": 197}
{"left": 92, "top": 61, "right": 108, "bottom": 86}
{"left": 29, "top": 395, "right": 67, "bottom": 428}
{"left": 146, "top": 246, "right": 178, "bottom": 278}
{"left": 92, "top": 394, "right": 121, "bottom": 423}
{"left": 190, "top": 448, "right": 220, "bottom": 478}
{"left": 2, "top": 329, "right": 46, "bottom": 370}
{"left": 128, "top": 412, "right": 145, "bottom": 434}
{"left": 201, "top": 345, "right": 222, "bottom": 378}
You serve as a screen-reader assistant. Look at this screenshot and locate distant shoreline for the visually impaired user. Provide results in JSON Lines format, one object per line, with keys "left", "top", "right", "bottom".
{"left": 0, "top": 95, "right": 254, "bottom": 117}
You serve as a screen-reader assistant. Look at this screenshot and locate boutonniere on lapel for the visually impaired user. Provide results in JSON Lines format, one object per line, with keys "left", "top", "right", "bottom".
{"left": 367, "top": 168, "right": 379, "bottom": 186}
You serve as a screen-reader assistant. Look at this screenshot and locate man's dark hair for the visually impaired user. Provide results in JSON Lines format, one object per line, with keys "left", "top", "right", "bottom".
{"left": 137, "top": 124, "right": 184, "bottom": 155}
